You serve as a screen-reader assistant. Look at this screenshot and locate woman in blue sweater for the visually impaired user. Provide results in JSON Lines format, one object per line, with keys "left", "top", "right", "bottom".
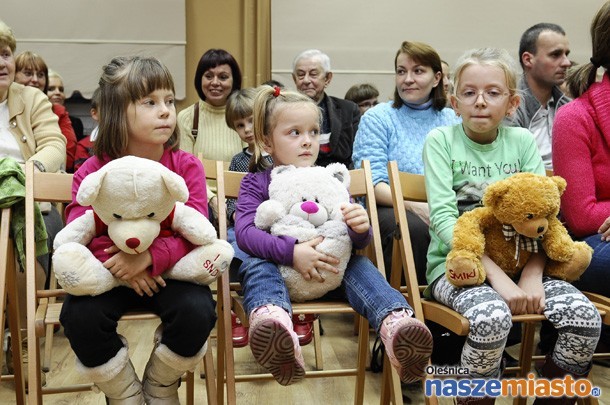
{"left": 352, "top": 40, "right": 460, "bottom": 282}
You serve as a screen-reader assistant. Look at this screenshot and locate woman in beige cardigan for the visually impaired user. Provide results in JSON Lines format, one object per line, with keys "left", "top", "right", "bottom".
{"left": 0, "top": 20, "right": 65, "bottom": 381}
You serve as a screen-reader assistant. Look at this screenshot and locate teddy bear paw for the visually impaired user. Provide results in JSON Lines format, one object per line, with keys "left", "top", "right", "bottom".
{"left": 445, "top": 253, "right": 486, "bottom": 287}
{"left": 167, "top": 240, "right": 234, "bottom": 285}
{"left": 53, "top": 243, "right": 120, "bottom": 296}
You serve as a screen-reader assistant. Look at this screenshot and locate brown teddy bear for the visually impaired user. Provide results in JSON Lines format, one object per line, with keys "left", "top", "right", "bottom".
{"left": 445, "top": 172, "right": 592, "bottom": 287}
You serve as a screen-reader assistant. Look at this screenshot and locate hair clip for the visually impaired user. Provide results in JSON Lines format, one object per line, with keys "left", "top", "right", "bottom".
{"left": 590, "top": 56, "right": 602, "bottom": 68}
{"left": 273, "top": 86, "right": 281, "bottom": 97}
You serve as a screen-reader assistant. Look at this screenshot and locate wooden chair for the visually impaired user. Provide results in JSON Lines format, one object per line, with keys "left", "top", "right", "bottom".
{"left": 0, "top": 207, "right": 27, "bottom": 404}
{"left": 23, "top": 161, "right": 214, "bottom": 404}
{"left": 387, "top": 160, "right": 551, "bottom": 405}
{"left": 215, "top": 160, "right": 403, "bottom": 405}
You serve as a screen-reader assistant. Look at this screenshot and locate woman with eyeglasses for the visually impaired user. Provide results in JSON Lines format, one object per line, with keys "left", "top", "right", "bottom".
{"left": 352, "top": 41, "right": 460, "bottom": 283}
{"left": 14, "top": 51, "right": 77, "bottom": 172}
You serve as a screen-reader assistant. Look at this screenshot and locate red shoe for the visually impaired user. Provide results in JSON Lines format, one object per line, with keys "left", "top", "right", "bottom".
{"left": 232, "top": 311, "right": 249, "bottom": 348}
{"left": 292, "top": 313, "right": 317, "bottom": 346}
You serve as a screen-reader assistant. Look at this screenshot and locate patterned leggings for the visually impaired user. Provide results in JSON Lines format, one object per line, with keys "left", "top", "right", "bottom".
{"left": 431, "top": 276, "right": 601, "bottom": 378}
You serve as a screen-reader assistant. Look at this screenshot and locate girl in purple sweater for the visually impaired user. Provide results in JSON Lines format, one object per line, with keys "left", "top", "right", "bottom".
{"left": 234, "top": 86, "right": 433, "bottom": 386}
{"left": 60, "top": 56, "right": 216, "bottom": 403}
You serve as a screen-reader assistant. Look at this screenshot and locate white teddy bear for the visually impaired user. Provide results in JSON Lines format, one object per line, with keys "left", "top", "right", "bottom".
{"left": 255, "top": 163, "right": 352, "bottom": 302}
{"left": 53, "top": 156, "right": 234, "bottom": 296}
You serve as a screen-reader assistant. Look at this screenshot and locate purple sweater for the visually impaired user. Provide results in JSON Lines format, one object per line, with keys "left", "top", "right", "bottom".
{"left": 64, "top": 148, "right": 208, "bottom": 276}
{"left": 553, "top": 73, "right": 610, "bottom": 237}
{"left": 234, "top": 168, "right": 371, "bottom": 265}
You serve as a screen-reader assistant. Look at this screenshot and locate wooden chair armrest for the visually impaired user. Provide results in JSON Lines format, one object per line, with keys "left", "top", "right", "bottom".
{"left": 583, "top": 291, "right": 610, "bottom": 307}
{"left": 421, "top": 300, "right": 469, "bottom": 335}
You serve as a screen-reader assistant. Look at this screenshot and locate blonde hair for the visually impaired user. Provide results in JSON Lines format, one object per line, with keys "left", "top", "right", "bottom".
{"left": 0, "top": 20, "right": 16, "bottom": 53}
{"left": 48, "top": 69, "right": 64, "bottom": 83}
{"left": 225, "top": 87, "right": 260, "bottom": 129}
{"left": 566, "top": 1, "right": 610, "bottom": 98}
{"left": 250, "top": 86, "right": 319, "bottom": 172}
{"left": 94, "top": 56, "right": 179, "bottom": 159}
{"left": 452, "top": 48, "right": 519, "bottom": 95}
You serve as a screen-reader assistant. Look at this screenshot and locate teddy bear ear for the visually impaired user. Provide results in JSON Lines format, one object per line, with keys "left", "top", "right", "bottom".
{"left": 160, "top": 170, "right": 189, "bottom": 203}
{"left": 550, "top": 175, "right": 567, "bottom": 196}
{"left": 481, "top": 178, "right": 505, "bottom": 208}
{"left": 76, "top": 169, "right": 108, "bottom": 206}
{"left": 270, "top": 165, "right": 296, "bottom": 179}
{"left": 326, "top": 163, "right": 350, "bottom": 188}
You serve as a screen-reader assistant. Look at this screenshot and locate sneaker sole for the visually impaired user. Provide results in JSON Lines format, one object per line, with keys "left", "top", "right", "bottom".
{"left": 250, "top": 320, "right": 305, "bottom": 386}
{"left": 393, "top": 323, "right": 433, "bottom": 384}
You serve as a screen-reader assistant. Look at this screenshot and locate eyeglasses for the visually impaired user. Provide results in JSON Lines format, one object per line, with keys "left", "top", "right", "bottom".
{"left": 456, "top": 89, "right": 509, "bottom": 105}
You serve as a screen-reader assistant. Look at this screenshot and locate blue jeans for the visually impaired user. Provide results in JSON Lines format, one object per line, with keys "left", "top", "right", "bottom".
{"left": 238, "top": 254, "right": 409, "bottom": 332}
{"left": 574, "top": 234, "right": 610, "bottom": 297}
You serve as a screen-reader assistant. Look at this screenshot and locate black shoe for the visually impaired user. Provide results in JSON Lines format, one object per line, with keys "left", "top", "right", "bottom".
{"left": 502, "top": 350, "right": 519, "bottom": 368}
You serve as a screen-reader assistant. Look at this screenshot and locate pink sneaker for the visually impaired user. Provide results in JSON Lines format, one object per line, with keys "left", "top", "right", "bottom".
{"left": 248, "top": 305, "right": 305, "bottom": 385}
{"left": 380, "top": 309, "right": 433, "bottom": 384}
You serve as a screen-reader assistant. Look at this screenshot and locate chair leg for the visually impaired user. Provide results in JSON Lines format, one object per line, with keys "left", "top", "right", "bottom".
{"left": 313, "top": 317, "right": 323, "bottom": 370}
{"left": 42, "top": 266, "right": 58, "bottom": 372}
{"left": 3, "top": 239, "right": 26, "bottom": 404}
{"left": 380, "top": 356, "right": 403, "bottom": 405}
{"left": 354, "top": 315, "right": 369, "bottom": 405}
{"left": 202, "top": 348, "right": 217, "bottom": 404}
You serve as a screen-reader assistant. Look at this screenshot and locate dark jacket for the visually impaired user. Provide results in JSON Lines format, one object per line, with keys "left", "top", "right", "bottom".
{"left": 316, "top": 94, "right": 360, "bottom": 169}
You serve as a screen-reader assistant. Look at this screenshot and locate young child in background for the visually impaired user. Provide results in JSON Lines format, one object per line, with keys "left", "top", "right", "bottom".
{"left": 60, "top": 56, "right": 217, "bottom": 403}
{"left": 234, "top": 86, "right": 433, "bottom": 386}
{"left": 423, "top": 48, "right": 600, "bottom": 405}
{"left": 73, "top": 87, "right": 100, "bottom": 172}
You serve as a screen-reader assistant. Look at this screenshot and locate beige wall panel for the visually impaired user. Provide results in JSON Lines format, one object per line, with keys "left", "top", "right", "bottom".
{"left": 272, "top": 0, "right": 606, "bottom": 102}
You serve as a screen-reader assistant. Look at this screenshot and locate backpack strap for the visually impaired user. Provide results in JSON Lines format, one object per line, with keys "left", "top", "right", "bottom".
{"left": 191, "top": 102, "right": 199, "bottom": 138}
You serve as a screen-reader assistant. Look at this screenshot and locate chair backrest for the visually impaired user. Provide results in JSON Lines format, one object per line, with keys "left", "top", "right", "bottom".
{"left": 387, "top": 160, "right": 427, "bottom": 322}
{"left": 24, "top": 161, "right": 74, "bottom": 402}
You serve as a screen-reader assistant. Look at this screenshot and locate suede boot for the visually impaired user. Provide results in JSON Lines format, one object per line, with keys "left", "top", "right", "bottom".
{"left": 77, "top": 339, "right": 144, "bottom": 405}
{"left": 533, "top": 355, "right": 592, "bottom": 405}
{"left": 142, "top": 338, "right": 207, "bottom": 404}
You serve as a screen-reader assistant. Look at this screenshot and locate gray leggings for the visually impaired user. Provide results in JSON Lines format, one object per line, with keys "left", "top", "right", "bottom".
{"left": 431, "top": 276, "right": 601, "bottom": 378}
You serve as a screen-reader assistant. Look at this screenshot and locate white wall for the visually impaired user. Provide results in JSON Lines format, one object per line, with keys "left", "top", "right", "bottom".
{"left": 272, "top": 0, "right": 606, "bottom": 102}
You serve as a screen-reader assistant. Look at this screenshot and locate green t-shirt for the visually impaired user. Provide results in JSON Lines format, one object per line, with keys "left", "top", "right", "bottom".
{"left": 423, "top": 124, "right": 545, "bottom": 288}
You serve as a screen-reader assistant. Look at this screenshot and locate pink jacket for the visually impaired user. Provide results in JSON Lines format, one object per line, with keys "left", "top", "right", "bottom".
{"left": 64, "top": 148, "right": 208, "bottom": 276}
{"left": 553, "top": 73, "right": 610, "bottom": 237}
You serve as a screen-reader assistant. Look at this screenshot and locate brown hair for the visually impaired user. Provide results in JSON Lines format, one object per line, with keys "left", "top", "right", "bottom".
{"left": 225, "top": 87, "right": 260, "bottom": 129}
{"left": 250, "top": 86, "right": 319, "bottom": 172}
{"left": 93, "top": 56, "right": 179, "bottom": 159}
{"left": 14, "top": 51, "right": 49, "bottom": 93}
{"left": 393, "top": 41, "right": 446, "bottom": 110}
{"left": 566, "top": 1, "right": 610, "bottom": 98}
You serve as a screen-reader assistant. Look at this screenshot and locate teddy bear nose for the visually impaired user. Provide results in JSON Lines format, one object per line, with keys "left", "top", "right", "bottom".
{"left": 300, "top": 201, "right": 319, "bottom": 214}
{"left": 126, "top": 238, "right": 141, "bottom": 249}
{"left": 537, "top": 226, "right": 545, "bottom": 234}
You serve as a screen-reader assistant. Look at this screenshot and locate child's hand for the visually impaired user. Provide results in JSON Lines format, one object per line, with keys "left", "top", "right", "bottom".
{"left": 128, "top": 272, "right": 166, "bottom": 297}
{"left": 341, "top": 203, "right": 370, "bottom": 234}
{"left": 103, "top": 245, "right": 159, "bottom": 283}
{"left": 483, "top": 255, "right": 528, "bottom": 314}
{"left": 293, "top": 236, "right": 340, "bottom": 282}
{"left": 517, "top": 273, "right": 545, "bottom": 314}
{"left": 493, "top": 277, "right": 529, "bottom": 315}
{"left": 517, "top": 252, "right": 546, "bottom": 314}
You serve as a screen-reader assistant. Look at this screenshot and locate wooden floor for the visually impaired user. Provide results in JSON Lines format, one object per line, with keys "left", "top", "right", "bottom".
{"left": 1, "top": 313, "right": 609, "bottom": 404}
